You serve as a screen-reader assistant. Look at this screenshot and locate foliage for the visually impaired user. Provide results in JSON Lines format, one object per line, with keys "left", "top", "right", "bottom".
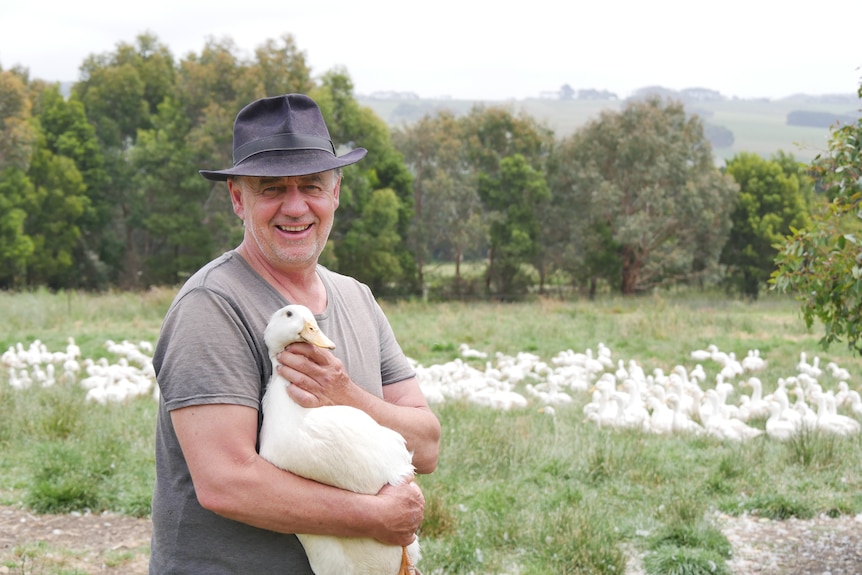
{"left": 395, "top": 103, "right": 554, "bottom": 298}
{"left": 130, "top": 97, "right": 214, "bottom": 284}
{"left": 393, "top": 110, "right": 486, "bottom": 294}
{"left": 1, "top": 32, "right": 857, "bottom": 301}
{"left": 0, "top": 167, "right": 36, "bottom": 288}
{"left": 720, "top": 152, "right": 809, "bottom": 298}
{"left": 772, "top": 82, "right": 862, "bottom": 353}
{"left": 24, "top": 147, "right": 88, "bottom": 287}
{"left": 479, "top": 153, "right": 550, "bottom": 297}
{"left": 549, "top": 97, "right": 739, "bottom": 294}
{"left": 0, "top": 69, "right": 37, "bottom": 171}
{"left": 337, "top": 188, "right": 404, "bottom": 293}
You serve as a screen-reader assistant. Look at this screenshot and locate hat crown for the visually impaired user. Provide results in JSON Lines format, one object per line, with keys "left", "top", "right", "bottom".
{"left": 232, "top": 94, "right": 335, "bottom": 165}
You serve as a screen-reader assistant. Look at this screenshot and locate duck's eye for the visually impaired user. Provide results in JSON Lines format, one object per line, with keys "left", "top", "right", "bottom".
{"left": 286, "top": 311, "right": 293, "bottom": 318}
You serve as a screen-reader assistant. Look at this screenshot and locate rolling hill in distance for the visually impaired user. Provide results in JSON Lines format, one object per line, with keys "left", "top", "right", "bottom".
{"left": 358, "top": 86, "right": 862, "bottom": 165}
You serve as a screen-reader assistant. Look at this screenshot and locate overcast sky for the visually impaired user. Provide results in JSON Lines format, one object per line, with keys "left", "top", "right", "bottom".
{"left": 2, "top": 0, "right": 860, "bottom": 101}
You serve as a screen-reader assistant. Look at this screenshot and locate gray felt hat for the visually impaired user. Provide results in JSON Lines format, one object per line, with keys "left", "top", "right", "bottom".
{"left": 199, "top": 93, "right": 367, "bottom": 181}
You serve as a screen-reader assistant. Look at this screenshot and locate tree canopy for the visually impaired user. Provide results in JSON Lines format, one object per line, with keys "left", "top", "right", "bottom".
{"left": 720, "top": 152, "right": 810, "bottom": 298}
{"left": 548, "top": 97, "right": 739, "bottom": 294}
{"left": 2, "top": 32, "right": 844, "bottom": 303}
{"left": 772, "top": 82, "right": 862, "bottom": 353}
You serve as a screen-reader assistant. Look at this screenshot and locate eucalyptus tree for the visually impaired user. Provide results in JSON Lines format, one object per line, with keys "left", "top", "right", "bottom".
{"left": 460, "top": 105, "right": 555, "bottom": 297}
{"left": 0, "top": 68, "right": 37, "bottom": 172}
{"left": 550, "top": 97, "right": 738, "bottom": 294}
{"left": 129, "top": 97, "right": 214, "bottom": 285}
{"left": 393, "top": 110, "right": 485, "bottom": 295}
{"left": 0, "top": 169, "right": 34, "bottom": 288}
{"left": 73, "top": 33, "right": 178, "bottom": 287}
{"left": 0, "top": 70, "right": 36, "bottom": 288}
{"left": 720, "top": 152, "right": 809, "bottom": 298}
{"left": 479, "top": 153, "right": 550, "bottom": 297}
{"left": 31, "top": 85, "right": 110, "bottom": 288}
{"left": 338, "top": 187, "right": 404, "bottom": 294}
{"left": 22, "top": 143, "right": 89, "bottom": 288}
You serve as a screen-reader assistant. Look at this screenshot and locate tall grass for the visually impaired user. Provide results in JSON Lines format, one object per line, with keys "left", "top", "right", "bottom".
{"left": 2, "top": 289, "right": 862, "bottom": 574}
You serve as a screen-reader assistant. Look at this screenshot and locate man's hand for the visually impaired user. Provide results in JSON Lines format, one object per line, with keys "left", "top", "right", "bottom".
{"left": 276, "top": 343, "right": 359, "bottom": 407}
{"left": 370, "top": 481, "right": 425, "bottom": 547}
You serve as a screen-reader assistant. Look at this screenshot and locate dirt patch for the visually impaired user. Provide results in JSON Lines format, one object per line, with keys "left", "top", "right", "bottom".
{"left": 0, "top": 504, "right": 151, "bottom": 574}
{"left": 720, "top": 513, "right": 862, "bottom": 575}
{"left": 3, "top": 505, "right": 862, "bottom": 574}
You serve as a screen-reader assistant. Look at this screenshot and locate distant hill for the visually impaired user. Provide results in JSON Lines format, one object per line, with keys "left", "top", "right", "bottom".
{"left": 358, "top": 89, "right": 861, "bottom": 164}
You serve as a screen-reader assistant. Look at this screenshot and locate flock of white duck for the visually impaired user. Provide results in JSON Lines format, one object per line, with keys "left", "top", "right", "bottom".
{"left": 4, "top": 336, "right": 862, "bottom": 441}
{"left": 412, "top": 342, "right": 862, "bottom": 441}
{"left": 2, "top": 337, "right": 158, "bottom": 404}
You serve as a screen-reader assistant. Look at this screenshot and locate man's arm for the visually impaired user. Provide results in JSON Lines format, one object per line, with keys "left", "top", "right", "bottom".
{"left": 171, "top": 402, "right": 424, "bottom": 546}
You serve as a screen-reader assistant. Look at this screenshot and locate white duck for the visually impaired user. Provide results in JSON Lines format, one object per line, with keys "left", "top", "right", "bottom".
{"left": 813, "top": 391, "right": 861, "bottom": 436}
{"left": 765, "top": 400, "right": 801, "bottom": 441}
{"left": 259, "top": 304, "right": 420, "bottom": 575}
{"left": 700, "top": 389, "right": 763, "bottom": 441}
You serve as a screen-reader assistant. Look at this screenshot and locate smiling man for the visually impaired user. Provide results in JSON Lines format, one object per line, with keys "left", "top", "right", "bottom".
{"left": 149, "top": 94, "right": 440, "bottom": 574}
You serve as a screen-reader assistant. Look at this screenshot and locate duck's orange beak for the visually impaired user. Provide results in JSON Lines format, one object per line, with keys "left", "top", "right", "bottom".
{"left": 299, "top": 320, "right": 336, "bottom": 350}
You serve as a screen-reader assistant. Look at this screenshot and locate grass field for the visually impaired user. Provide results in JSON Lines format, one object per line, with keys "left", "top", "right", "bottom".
{"left": 2, "top": 289, "right": 862, "bottom": 574}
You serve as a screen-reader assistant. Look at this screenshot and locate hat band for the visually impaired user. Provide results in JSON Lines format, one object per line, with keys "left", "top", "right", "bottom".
{"left": 233, "top": 133, "right": 336, "bottom": 165}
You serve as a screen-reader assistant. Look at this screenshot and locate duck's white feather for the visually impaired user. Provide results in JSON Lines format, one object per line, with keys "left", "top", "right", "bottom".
{"left": 259, "top": 304, "right": 419, "bottom": 575}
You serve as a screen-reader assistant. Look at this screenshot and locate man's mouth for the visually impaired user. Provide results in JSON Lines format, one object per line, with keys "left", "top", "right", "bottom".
{"left": 276, "top": 224, "right": 312, "bottom": 233}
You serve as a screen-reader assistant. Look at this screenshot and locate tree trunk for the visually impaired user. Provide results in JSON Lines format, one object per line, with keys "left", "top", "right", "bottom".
{"left": 620, "top": 247, "right": 640, "bottom": 295}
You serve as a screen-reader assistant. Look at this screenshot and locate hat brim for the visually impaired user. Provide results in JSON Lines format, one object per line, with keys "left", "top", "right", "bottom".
{"left": 199, "top": 148, "right": 367, "bottom": 181}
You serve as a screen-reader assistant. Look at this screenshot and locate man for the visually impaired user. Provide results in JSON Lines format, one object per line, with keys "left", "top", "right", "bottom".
{"left": 149, "top": 94, "right": 441, "bottom": 574}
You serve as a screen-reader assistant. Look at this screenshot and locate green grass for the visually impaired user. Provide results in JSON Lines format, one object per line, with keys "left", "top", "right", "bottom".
{"left": 3, "top": 288, "right": 862, "bottom": 574}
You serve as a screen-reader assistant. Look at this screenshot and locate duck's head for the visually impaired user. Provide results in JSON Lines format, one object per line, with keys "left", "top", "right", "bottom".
{"left": 264, "top": 304, "right": 336, "bottom": 357}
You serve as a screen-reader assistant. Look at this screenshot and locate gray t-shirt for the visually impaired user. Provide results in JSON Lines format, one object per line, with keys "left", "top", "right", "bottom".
{"left": 149, "top": 251, "right": 415, "bottom": 574}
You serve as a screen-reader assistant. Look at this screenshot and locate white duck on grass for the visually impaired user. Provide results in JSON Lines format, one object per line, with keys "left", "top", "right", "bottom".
{"left": 259, "top": 304, "right": 420, "bottom": 575}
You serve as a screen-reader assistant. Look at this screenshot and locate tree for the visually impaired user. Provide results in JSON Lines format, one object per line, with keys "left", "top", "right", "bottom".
{"left": 479, "top": 154, "right": 550, "bottom": 298}
{"left": 24, "top": 144, "right": 89, "bottom": 288}
{"left": 772, "top": 82, "right": 862, "bottom": 353}
{"left": 0, "top": 167, "right": 35, "bottom": 288}
{"left": 130, "top": 97, "right": 213, "bottom": 285}
{"left": 393, "top": 110, "right": 485, "bottom": 296}
{"left": 337, "top": 188, "right": 404, "bottom": 294}
{"left": 550, "top": 97, "right": 739, "bottom": 294}
{"left": 73, "top": 34, "right": 179, "bottom": 288}
{"left": 32, "top": 84, "right": 110, "bottom": 288}
{"left": 460, "top": 105, "right": 555, "bottom": 295}
{"left": 0, "top": 69, "right": 37, "bottom": 171}
{"left": 720, "top": 152, "right": 810, "bottom": 298}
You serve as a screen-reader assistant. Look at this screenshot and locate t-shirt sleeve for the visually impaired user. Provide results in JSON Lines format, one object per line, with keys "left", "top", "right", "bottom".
{"left": 372, "top": 298, "right": 416, "bottom": 386}
{"left": 154, "top": 287, "right": 268, "bottom": 412}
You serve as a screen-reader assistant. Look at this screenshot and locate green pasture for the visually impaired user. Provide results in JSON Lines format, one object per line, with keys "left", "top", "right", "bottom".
{"left": 2, "top": 289, "right": 862, "bottom": 574}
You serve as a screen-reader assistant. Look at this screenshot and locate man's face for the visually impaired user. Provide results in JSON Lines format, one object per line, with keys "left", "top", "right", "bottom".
{"left": 229, "top": 170, "right": 341, "bottom": 271}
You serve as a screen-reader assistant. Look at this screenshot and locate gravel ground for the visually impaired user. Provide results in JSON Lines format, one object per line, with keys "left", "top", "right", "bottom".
{"left": 720, "top": 512, "right": 862, "bottom": 575}
{"left": 3, "top": 504, "right": 862, "bottom": 574}
{"left": 625, "top": 512, "right": 862, "bottom": 575}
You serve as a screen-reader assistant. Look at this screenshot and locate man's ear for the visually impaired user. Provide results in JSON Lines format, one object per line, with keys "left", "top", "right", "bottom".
{"left": 228, "top": 178, "right": 245, "bottom": 219}
{"left": 332, "top": 174, "right": 341, "bottom": 209}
